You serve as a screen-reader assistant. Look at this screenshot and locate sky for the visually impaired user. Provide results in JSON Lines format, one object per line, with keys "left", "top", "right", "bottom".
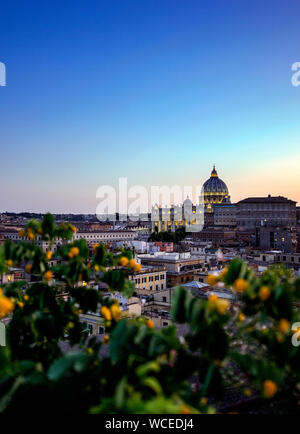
{"left": 0, "top": 0, "right": 300, "bottom": 213}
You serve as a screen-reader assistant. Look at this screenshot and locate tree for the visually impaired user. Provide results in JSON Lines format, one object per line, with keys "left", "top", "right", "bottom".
{"left": 0, "top": 214, "right": 300, "bottom": 413}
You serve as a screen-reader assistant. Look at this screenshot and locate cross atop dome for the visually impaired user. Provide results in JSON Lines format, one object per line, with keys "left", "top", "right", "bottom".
{"left": 211, "top": 164, "right": 218, "bottom": 177}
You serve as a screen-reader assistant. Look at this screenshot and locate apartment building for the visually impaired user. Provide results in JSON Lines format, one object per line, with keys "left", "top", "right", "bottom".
{"left": 236, "top": 196, "right": 297, "bottom": 229}
{"left": 214, "top": 204, "right": 237, "bottom": 227}
{"left": 2, "top": 229, "right": 137, "bottom": 252}
{"left": 129, "top": 265, "right": 167, "bottom": 294}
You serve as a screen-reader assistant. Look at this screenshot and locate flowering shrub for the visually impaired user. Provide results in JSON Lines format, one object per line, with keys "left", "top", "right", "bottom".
{"left": 0, "top": 214, "right": 300, "bottom": 413}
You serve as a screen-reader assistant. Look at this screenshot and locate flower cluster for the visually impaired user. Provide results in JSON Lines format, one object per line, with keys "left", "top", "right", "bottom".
{"left": 0, "top": 289, "right": 14, "bottom": 319}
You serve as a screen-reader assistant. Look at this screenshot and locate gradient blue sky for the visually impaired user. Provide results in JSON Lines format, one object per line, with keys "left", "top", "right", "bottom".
{"left": 0, "top": 0, "right": 300, "bottom": 212}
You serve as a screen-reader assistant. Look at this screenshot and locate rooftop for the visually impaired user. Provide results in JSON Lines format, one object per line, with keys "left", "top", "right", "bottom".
{"left": 237, "top": 195, "right": 296, "bottom": 205}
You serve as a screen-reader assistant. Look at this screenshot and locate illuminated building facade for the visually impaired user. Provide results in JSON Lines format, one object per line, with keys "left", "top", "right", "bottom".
{"left": 202, "top": 166, "right": 231, "bottom": 212}
{"left": 151, "top": 197, "right": 204, "bottom": 233}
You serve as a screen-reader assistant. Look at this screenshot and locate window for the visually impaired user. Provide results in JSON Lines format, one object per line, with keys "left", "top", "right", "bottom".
{"left": 156, "top": 284, "right": 159, "bottom": 291}
{"left": 98, "top": 326, "right": 104, "bottom": 335}
{"left": 161, "top": 283, "right": 164, "bottom": 290}
{"left": 88, "top": 324, "right": 93, "bottom": 336}
{"left": 162, "top": 296, "right": 167, "bottom": 302}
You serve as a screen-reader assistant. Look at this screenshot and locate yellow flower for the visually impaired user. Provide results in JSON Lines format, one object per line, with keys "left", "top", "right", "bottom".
{"left": 133, "top": 263, "right": 142, "bottom": 272}
{"left": 180, "top": 404, "right": 192, "bottom": 414}
{"left": 244, "top": 388, "right": 252, "bottom": 397}
{"left": 263, "top": 380, "right": 277, "bottom": 398}
{"left": 18, "top": 230, "right": 25, "bottom": 237}
{"left": 0, "top": 288, "right": 2, "bottom": 296}
{"left": 219, "top": 267, "right": 228, "bottom": 279}
{"left": 129, "top": 258, "right": 136, "bottom": 269}
{"left": 146, "top": 319, "right": 154, "bottom": 329}
{"left": 259, "top": 286, "right": 271, "bottom": 302}
{"left": 46, "top": 251, "right": 52, "bottom": 260}
{"left": 6, "top": 259, "right": 13, "bottom": 267}
{"left": 234, "top": 278, "right": 249, "bottom": 293}
{"left": 208, "top": 294, "right": 218, "bottom": 311}
{"left": 200, "top": 397, "right": 208, "bottom": 405}
{"left": 44, "top": 271, "right": 53, "bottom": 281}
{"left": 94, "top": 265, "right": 100, "bottom": 271}
{"left": 277, "top": 319, "right": 290, "bottom": 334}
{"left": 292, "top": 326, "right": 300, "bottom": 335}
{"left": 25, "top": 264, "right": 32, "bottom": 273}
{"left": 103, "top": 335, "right": 109, "bottom": 344}
{"left": 111, "top": 304, "right": 121, "bottom": 321}
{"left": 119, "top": 256, "right": 129, "bottom": 267}
{"left": 238, "top": 313, "right": 245, "bottom": 322}
{"left": 216, "top": 299, "right": 230, "bottom": 315}
{"left": 38, "top": 227, "right": 43, "bottom": 235}
{"left": 67, "top": 321, "right": 74, "bottom": 328}
{"left": 208, "top": 294, "right": 218, "bottom": 303}
{"left": 71, "top": 225, "right": 77, "bottom": 233}
{"left": 92, "top": 243, "right": 99, "bottom": 252}
{"left": 28, "top": 232, "right": 35, "bottom": 241}
{"left": 69, "top": 246, "right": 79, "bottom": 258}
{"left": 101, "top": 306, "right": 112, "bottom": 321}
{"left": 17, "top": 301, "right": 24, "bottom": 308}
{"left": 206, "top": 274, "right": 219, "bottom": 286}
{"left": 86, "top": 347, "right": 93, "bottom": 354}
{"left": 24, "top": 295, "right": 29, "bottom": 301}
{"left": 0, "top": 296, "right": 15, "bottom": 319}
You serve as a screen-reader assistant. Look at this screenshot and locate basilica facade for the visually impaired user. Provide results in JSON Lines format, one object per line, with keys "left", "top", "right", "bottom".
{"left": 151, "top": 166, "right": 231, "bottom": 232}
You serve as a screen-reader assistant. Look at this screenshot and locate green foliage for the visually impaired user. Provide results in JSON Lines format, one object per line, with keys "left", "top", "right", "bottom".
{"left": 0, "top": 214, "right": 299, "bottom": 413}
{"left": 149, "top": 228, "right": 186, "bottom": 243}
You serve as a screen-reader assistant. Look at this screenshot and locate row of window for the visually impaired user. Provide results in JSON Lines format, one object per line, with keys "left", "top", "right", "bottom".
{"left": 87, "top": 324, "right": 104, "bottom": 336}
{"left": 138, "top": 284, "right": 164, "bottom": 291}
{"left": 77, "top": 234, "right": 134, "bottom": 239}
{"left": 7, "top": 233, "right": 133, "bottom": 242}
{"left": 135, "top": 274, "right": 165, "bottom": 284}
{"left": 262, "top": 255, "right": 300, "bottom": 263}
{"left": 238, "top": 220, "right": 291, "bottom": 226}
{"left": 238, "top": 205, "right": 292, "bottom": 210}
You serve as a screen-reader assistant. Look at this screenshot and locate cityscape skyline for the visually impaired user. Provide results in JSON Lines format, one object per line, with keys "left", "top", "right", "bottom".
{"left": 1, "top": 0, "right": 300, "bottom": 213}
{"left": 0, "top": 162, "right": 299, "bottom": 214}
{"left": 1, "top": 1, "right": 300, "bottom": 416}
